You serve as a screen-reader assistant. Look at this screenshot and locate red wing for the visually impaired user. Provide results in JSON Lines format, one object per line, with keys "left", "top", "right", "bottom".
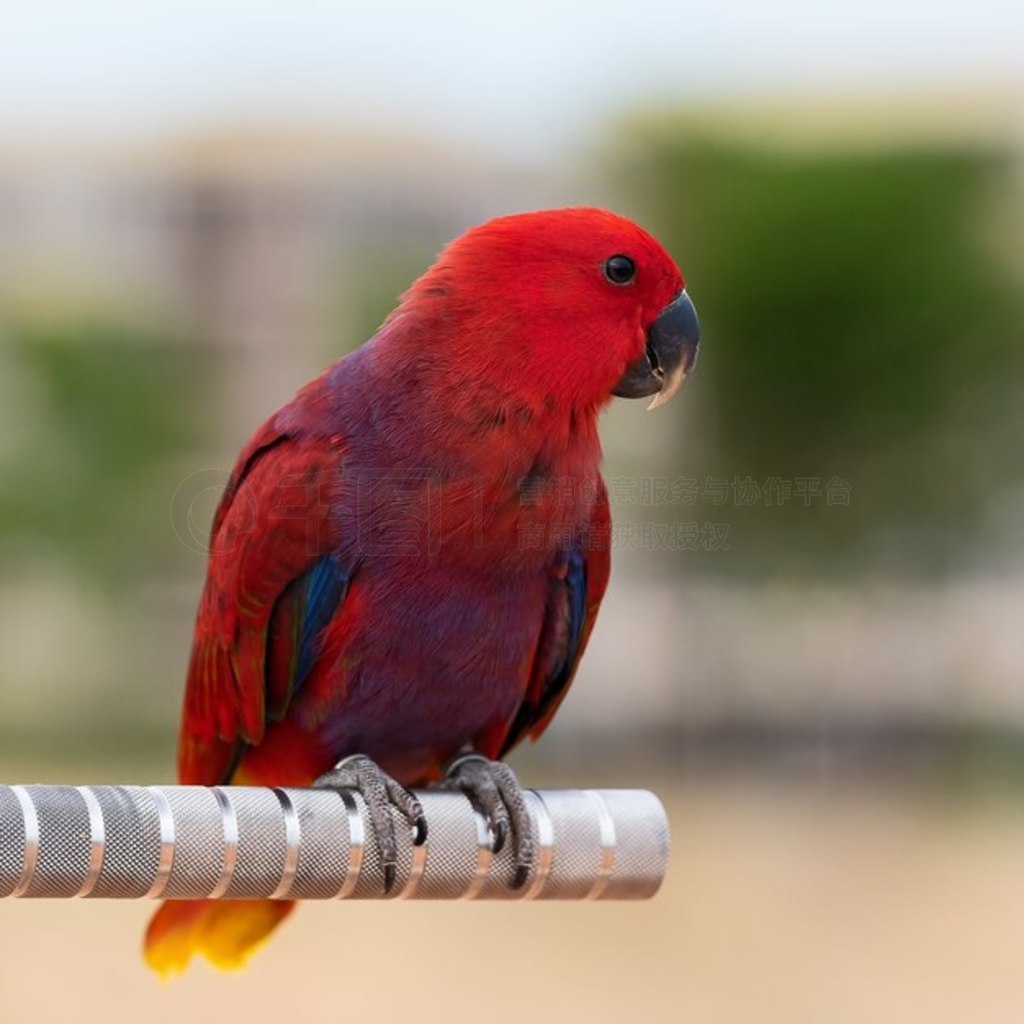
{"left": 178, "top": 419, "right": 344, "bottom": 784}
{"left": 498, "top": 480, "right": 611, "bottom": 756}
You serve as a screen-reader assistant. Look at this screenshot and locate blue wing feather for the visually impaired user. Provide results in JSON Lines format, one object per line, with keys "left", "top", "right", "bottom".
{"left": 265, "top": 555, "right": 349, "bottom": 721}
{"left": 561, "top": 546, "right": 587, "bottom": 676}
{"left": 296, "top": 556, "right": 350, "bottom": 685}
{"left": 500, "top": 540, "right": 590, "bottom": 754}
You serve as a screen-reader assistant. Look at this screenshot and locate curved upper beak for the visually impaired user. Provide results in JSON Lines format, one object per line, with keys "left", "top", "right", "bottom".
{"left": 612, "top": 290, "right": 700, "bottom": 410}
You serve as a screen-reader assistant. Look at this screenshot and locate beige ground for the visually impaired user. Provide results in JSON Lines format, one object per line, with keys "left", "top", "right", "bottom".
{"left": 3, "top": 779, "right": 1024, "bottom": 1024}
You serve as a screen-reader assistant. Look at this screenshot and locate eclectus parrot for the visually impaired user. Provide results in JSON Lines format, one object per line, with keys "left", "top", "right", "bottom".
{"left": 144, "top": 207, "right": 699, "bottom": 974}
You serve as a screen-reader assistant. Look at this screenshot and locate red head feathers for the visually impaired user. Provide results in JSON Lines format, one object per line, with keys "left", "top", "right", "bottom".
{"left": 387, "top": 207, "right": 698, "bottom": 415}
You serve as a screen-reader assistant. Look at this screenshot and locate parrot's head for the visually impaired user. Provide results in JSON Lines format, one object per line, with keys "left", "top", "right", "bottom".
{"left": 398, "top": 207, "right": 699, "bottom": 414}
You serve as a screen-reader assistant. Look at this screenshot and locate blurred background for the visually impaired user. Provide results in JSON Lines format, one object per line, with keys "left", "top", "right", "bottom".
{"left": 1, "top": 2, "right": 1023, "bottom": 1021}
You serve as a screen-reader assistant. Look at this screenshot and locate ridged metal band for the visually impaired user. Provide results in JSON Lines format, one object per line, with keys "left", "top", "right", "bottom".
{"left": 270, "top": 788, "right": 301, "bottom": 900}
{"left": 208, "top": 787, "right": 239, "bottom": 899}
{"left": 583, "top": 789, "right": 617, "bottom": 900}
{"left": 145, "top": 787, "right": 176, "bottom": 898}
{"left": 522, "top": 790, "right": 554, "bottom": 900}
{"left": 75, "top": 786, "right": 106, "bottom": 898}
{"left": 396, "top": 825, "right": 428, "bottom": 900}
{"left": 10, "top": 786, "right": 39, "bottom": 898}
{"left": 335, "top": 790, "right": 364, "bottom": 900}
{"left": 461, "top": 810, "right": 494, "bottom": 901}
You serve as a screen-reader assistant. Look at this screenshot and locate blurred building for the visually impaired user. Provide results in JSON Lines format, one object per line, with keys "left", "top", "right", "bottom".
{"left": 0, "top": 130, "right": 548, "bottom": 429}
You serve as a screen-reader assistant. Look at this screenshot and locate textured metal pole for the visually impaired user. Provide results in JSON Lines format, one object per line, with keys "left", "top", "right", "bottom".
{"left": 0, "top": 786, "right": 669, "bottom": 901}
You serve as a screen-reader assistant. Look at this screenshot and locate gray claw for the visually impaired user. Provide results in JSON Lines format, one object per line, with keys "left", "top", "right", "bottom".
{"left": 412, "top": 815, "right": 428, "bottom": 846}
{"left": 491, "top": 818, "right": 508, "bottom": 856}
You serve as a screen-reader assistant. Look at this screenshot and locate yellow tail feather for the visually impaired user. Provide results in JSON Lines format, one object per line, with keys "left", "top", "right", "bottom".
{"left": 144, "top": 899, "right": 296, "bottom": 976}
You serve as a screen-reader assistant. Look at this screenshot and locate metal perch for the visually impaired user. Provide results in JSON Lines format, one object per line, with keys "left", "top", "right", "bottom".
{"left": 0, "top": 785, "right": 669, "bottom": 901}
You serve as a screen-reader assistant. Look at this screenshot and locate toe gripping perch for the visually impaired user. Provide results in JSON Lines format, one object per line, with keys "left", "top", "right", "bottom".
{"left": 0, "top": 785, "right": 668, "bottom": 901}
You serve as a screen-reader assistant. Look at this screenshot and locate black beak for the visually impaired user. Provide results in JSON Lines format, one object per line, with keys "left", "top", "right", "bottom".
{"left": 612, "top": 290, "right": 700, "bottom": 409}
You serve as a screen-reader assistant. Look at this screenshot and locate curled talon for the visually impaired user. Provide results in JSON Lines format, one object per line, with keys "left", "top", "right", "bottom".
{"left": 491, "top": 818, "right": 508, "bottom": 856}
{"left": 413, "top": 815, "right": 428, "bottom": 846}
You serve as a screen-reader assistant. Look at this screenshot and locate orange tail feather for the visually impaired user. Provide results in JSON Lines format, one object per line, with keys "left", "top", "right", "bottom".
{"left": 144, "top": 899, "right": 296, "bottom": 976}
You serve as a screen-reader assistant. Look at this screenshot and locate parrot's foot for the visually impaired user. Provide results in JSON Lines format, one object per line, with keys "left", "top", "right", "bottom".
{"left": 313, "top": 754, "right": 427, "bottom": 894}
{"left": 442, "top": 754, "right": 534, "bottom": 889}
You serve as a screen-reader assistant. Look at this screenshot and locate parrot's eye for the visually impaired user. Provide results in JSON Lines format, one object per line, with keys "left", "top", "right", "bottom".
{"left": 603, "top": 254, "right": 636, "bottom": 286}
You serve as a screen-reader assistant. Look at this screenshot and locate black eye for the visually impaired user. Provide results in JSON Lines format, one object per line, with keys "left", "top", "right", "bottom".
{"left": 604, "top": 254, "right": 636, "bottom": 285}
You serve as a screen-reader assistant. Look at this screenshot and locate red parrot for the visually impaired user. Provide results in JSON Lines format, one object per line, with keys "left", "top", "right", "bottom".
{"left": 144, "top": 207, "right": 699, "bottom": 974}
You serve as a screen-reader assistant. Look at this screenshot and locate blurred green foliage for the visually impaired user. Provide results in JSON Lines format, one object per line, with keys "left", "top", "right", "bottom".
{"left": 0, "top": 318, "right": 209, "bottom": 586}
{"left": 343, "top": 245, "right": 438, "bottom": 350}
{"left": 625, "top": 127, "right": 1024, "bottom": 577}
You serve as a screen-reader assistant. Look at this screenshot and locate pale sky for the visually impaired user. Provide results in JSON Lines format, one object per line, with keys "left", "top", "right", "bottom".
{"left": 1, "top": 1, "right": 1022, "bottom": 155}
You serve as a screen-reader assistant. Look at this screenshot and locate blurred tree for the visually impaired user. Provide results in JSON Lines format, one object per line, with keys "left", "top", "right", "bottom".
{"left": 0, "top": 318, "right": 209, "bottom": 587}
{"left": 340, "top": 240, "right": 442, "bottom": 349}
{"left": 621, "top": 124, "right": 1024, "bottom": 577}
